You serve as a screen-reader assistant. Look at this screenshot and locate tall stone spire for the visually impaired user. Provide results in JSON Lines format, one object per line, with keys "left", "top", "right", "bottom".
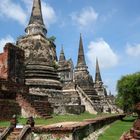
{"left": 76, "top": 34, "right": 87, "bottom": 70}
{"left": 59, "top": 46, "right": 66, "bottom": 65}
{"left": 25, "top": 0, "right": 47, "bottom": 36}
{"left": 95, "top": 58, "right": 102, "bottom": 82}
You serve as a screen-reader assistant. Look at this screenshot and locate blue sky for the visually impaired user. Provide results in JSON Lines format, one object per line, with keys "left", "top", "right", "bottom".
{"left": 0, "top": 0, "right": 140, "bottom": 95}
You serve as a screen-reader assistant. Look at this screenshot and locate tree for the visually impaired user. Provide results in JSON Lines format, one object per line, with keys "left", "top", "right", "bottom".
{"left": 48, "top": 36, "right": 56, "bottom": 42}
{"left": 116, "top": 72, "right": 140, "bottom": 112}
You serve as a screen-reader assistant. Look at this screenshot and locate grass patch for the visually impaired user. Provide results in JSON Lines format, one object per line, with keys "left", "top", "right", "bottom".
{"left": 0, "top": 121, "right": 10, "bottom": 127}
{"left": 0, "top": 112, "right": 98, "bottom": 127}
{"left": 98, "top": 116, "right": 135, "bottom": 140}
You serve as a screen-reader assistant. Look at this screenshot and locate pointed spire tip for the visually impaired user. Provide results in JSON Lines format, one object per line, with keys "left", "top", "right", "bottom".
{"left": 25, "top": 0, "right": 47, "bottom": 36}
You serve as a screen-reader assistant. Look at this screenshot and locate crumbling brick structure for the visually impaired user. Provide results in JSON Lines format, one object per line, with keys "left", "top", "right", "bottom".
{"left": 0, "top": 43, "right": 26, "bottom": 120}
{"left": 0, "top": 43, "right": 25, "bottom": 83}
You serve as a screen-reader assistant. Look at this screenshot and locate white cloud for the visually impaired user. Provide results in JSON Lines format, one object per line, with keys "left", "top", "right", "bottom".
{"left": 71, "top": 7, "right": 98, "bottom": 29}
{"left": 22, "top": 0, "right": 57, "bottom": 27}
{"left": 0, "top": 35, "right": 15, "bottom": 53}
{"left": 0, "top": 0, "right": 56, "bottom": 27}
{"left": 126, "top": 43, "right": 140, "bottom": 57}
{"left": 86, "top": 38, "right": 119, "bottom": 69}
{"left": 42, "top": 2, "right": 57, "bottom": 27}
{"left": 0, "top": 0, "right": 27, "bottom": 25}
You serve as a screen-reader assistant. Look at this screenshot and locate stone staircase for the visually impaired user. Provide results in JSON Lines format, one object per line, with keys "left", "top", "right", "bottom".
{"left": 33, "top": 100, "right": 53, "bottom": 119}
{"left": 16, "top": 93, "right": 53, "bottom": 119}
{"left": 6, "top": 128, "right": 21, "bottom": 140}
{"left": 28, "top": 86, "right": 85, "bottom": 115}
{"left": 44, "top": 89, "right": 85, "bottom": 115}
{"left": 106, "top": 97, "right": 123, "bottom": 113}
{"left": 66, "top": 84, "right": 116, "bottom": 114}
{"left": 76, "top": 86, "right": 97, "bottom": 114}
{"left": 75, "top": 85, "right": 102, "bottom": 112}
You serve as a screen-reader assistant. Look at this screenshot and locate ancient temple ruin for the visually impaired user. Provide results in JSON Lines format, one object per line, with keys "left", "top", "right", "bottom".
{"left": 57, "top": 46, "right": 74, "bottom": 84}
{"left": 0, "top": 0, "right": 120, "bottom": 120}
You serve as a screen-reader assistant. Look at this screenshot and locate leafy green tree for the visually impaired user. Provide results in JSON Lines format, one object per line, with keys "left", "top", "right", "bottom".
{"left": 116, "top": 72, "right": 140, "bottom": 112}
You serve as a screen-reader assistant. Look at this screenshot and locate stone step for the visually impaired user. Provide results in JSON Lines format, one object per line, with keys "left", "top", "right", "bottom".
{"left": 25, "top": 70, "right": 58, "bottom": 75}
{"left": 11, "top": 131, "right": 20, "bottom": 135}
{"left": 25, "top": 65, "right": 55, "bottom": 71}
{"left": 25, "top": 73, "right": 60, "bottom": 79}
{"left": 34, "top": 106, "right": 52, "bottom": 110}
{"left": 34, "top": 100, "right": 50, "bottom": 103}
{"left": 22, "top": 96, "right": 48, "bottom": 102}
{"left": 17, "top": 94, "right": 53, "bottom": 119}
{"left": 32, "top": 100, "right": 53, "bottom": 117}
{"left": 33, "top": 102, "right": 50, "bottom": 105}
{"left": 33, "top": 105, "right": 45, "bottom": 108}
{"left": 36, "top": 107, "right": 53, "bottom": 112}
{"left": 33, "top": 105, "right": 52, "bottom": 110}
{"left": 33, "top": 104, "right": 50, "bottom": 108}
{"left": 6, "top": 128, "right": 21, "bottom": 140}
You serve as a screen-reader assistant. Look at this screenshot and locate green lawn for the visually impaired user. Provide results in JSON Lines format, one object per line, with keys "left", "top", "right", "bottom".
{"left": 98, "top": 116, "right": 135, "bottom": 140}
{"left": 0, "top": 112, "right": 98, "bottom": 127}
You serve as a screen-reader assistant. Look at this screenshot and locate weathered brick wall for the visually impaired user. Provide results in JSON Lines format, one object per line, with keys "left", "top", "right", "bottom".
{"left": 7, "top": 43, "right": 25, "bottom": 84}
{"left": 16, "top": 93, "right": 44, "bottom": 118}
{"left": 0, "top": 47, "right": 8, "bottom": 79}
{"left": 0, "top": 43, "right": 27, "bottom": 120}
{"left": 0, "top": 43, "right": 25, "bottom": 84}
{"left": 0, "top": 99, "right": 21, "bottom": 120}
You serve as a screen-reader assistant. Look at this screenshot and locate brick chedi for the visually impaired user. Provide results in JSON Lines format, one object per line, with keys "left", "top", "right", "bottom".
{"left": 17, "top": 0, "right": 61, "bottom": 90}
{"left": 58, "top": 46, "right": 74, "bottom": 84}
{"left": 94, "top": 59, "right": 121, "bottom": 113}
{"left": 74, "top": 34, "right": 102, "bottom": 112}
{"left": 16, "top": 0, "right": 58, "bottom": 117}
{"left": 94, "top": 59, "right": 111, "bottom": 112}
{"left": 95, "top": 59, "right": 104, "bottom": 91}
{"left": 57, "top": 46, "right": 85, "bottom": 114}
{"left": 16, "top": 0, "right": 61, "bottom": 113}
{"left": 74, "top": 34, "right": 94, "bottom": 92}
{"left": 16, "top": 0, "right": 84, "bottom": 115}
{"left": 73, "top": 35, "right": 121, "bottom": 113}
